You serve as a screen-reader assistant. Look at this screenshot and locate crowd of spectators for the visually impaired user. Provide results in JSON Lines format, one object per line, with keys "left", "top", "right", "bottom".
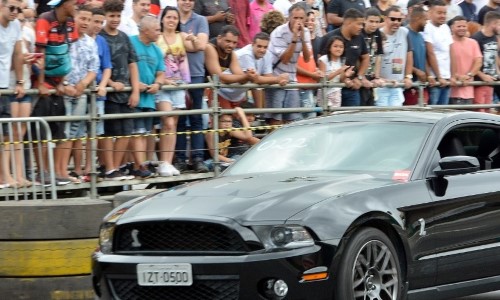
{"left": 0, "top": 0, "right": 499, "bottom": 188}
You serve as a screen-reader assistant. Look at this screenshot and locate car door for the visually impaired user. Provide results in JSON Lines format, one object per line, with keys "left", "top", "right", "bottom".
{"left": 426, "top": 126, "right": 500, "bottom": 286}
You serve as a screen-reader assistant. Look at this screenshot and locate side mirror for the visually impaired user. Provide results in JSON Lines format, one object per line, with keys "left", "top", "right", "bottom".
{"left": 433, "top": 156, "right": 480, "bottom": 177}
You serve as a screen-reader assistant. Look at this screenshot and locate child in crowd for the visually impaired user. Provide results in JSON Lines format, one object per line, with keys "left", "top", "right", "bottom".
{"left": 62, "top": 5, "right": 99, "bottom": 183}
{"left": 317, "top": 36, "right": 354, "bottom": 108}
{"left": 99, "top": 0, "right": 140, "bottom": 181}
{"left": 204, "top": 107, "right": 259, "bottom": 171}
{"left": 82, "top": 7, "right": 112, "bottom": 180}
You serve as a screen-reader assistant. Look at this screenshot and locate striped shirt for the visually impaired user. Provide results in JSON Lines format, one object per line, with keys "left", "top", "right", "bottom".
{"left": 268, "top": 22, "right": 311, "bottom": 83}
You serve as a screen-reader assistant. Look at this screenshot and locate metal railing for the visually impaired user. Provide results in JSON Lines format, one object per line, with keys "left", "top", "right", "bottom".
{"left": 1, "top": 77, "right": 500, "bottom": 200}
{"left": 0, "top": 117, "right": 57, "bottom": 200}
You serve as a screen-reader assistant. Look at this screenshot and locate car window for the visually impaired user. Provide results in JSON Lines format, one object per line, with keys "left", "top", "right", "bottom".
{"left": 439, "top": 126, "right": 500, "bottom": 170}
{"left": 226, "top": 122, "right": 431, "bottom": 175}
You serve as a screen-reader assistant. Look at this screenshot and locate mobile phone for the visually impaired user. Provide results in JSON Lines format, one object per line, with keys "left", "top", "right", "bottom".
{"left": 225, "top": 7, "right": 231, "bottom": 12}
{"left": 30, "top": 53, "right": 44, "bottom": 59}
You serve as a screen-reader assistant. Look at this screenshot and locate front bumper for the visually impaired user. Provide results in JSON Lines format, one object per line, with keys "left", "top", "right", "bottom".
{"left": 92, "top": 243, "right": 337, "bottom": 300}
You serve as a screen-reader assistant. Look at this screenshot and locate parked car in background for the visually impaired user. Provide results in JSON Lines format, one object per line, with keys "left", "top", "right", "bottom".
{"left": 92, "top": 109, "right": 500, "bottom": 300}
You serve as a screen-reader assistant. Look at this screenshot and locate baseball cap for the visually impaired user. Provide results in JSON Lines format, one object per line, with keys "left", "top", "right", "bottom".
{"left": 46, "top": 0, "right": 66, "bottom": 7}
{"left": 407, "top": 0, "right": 430, "bottom": 9}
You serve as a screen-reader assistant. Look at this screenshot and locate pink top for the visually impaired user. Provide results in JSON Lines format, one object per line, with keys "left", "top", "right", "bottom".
{"left": 450, "top": 37, "right": 482, "bottom": 99}
{"left": 229, "top": 0, "right": 251, "bottom": 48}
{"left": 248, "top": 0, "right": 274, "bottom": 41}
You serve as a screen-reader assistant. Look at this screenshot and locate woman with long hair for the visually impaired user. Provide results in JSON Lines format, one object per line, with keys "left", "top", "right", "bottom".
{"left": 155, "top": 6, "right": 191, "bottom": 176}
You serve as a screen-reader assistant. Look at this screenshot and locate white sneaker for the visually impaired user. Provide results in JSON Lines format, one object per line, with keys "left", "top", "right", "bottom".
{"left": 158, "top": 162, "right": 173, "bottom": 177}
{"left": 168, "top": 164, "right": 180, "bottom": 176}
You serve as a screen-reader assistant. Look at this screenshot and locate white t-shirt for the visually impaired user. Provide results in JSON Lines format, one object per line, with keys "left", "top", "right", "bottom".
{"left": 273, "top": 0, "right": 298, "bottom": 18}
{"left": 380, "top": 27, "right": 410, "bottom": 81}
{"left": 318, "top": 54, "right": 342, "bottom": 93}
{"left": 422, "top": 21, "right": 453, "bottom": 79}
{"left": 118, "top": 17, "right": 139, "bottom": 36}
{"left": 9, "top": 26, "right": 35, "bottom": 89}
{"left": 0, "top": 19, "right": 22, "bottom": 88}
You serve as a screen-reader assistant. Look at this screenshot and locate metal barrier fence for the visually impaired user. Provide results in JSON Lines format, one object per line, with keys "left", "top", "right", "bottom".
{"left": 1, "top": 78, "right": 500, "bottom": 201}
{"left": 0, "top": 117, "right": 57, "bottom": 200}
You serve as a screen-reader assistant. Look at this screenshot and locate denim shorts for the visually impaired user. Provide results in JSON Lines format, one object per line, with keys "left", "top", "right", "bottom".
{"left": 96, "top": 101, "right": 105, "bottom": 136}
{"left": 0, "top": 94, "right": 10, "bottom": 134}
{"left": 132, "top": 107, "right": 155, "bottom": 134}
{"left": 64, "top": 94, "right": 88, "bottom": 139}
{"left": 10, "top": 94, "right": 32, "bottom": 103}
{"left": 156, "top": 89, "right": 186, "bottom": 109}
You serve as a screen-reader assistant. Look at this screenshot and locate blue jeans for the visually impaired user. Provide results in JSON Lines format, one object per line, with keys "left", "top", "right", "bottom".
{"left": 299, "top": 90, "right": 316, "bottom": 119}
{"left": 341, "top": 89, "right": 360, "bottom": 106}
{"left": 429, "top": 86, "right": 450, "bottom": 105}
{"left": 175, "top": 76, "right": 205, "bottom": 161}
{"left": 375, "top": 87, "right": 404, "bottom": 106}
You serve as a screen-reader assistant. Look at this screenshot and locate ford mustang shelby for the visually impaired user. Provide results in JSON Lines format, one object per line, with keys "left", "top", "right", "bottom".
{"left": 92, "top": 109, "right": 500, "bottom": 300}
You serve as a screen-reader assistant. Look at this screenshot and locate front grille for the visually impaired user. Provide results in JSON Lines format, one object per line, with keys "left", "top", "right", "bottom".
{"left": 114, "top": 221, "right": 249, "bottom": 253}
{"left": 109, "top": 278, "right": 239, "bottom": 300}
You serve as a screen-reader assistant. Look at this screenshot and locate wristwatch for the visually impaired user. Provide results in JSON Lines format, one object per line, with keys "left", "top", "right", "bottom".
{"left": 357, "top": 75, "right": 364, "bottom": 80}
{"left": 62, "top": 80, "right": 69, "bottom": 86}
{"left": 16, "top": 80, "right": 24, "bottom": 85}
{"left": 405, "top": 74, "right": 413, "bottom": 79}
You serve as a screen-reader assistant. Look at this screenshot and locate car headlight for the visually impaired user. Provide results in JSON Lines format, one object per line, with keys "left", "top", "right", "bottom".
{"left": 252, "top": 225, "right": 315, "bottom": 250}
{"left": 99, "top": 222, "right": 115, "bottom": 254}
{"left": 98, "top": 195, "right": 151, "bottom": 254}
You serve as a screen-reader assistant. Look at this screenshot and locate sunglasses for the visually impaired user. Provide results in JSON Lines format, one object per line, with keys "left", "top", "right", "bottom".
{"left": 389, "top": 17, "right": 403, "bottom": 22}
{"left": 7, "top": 5, "right": 22, "bottom": 13}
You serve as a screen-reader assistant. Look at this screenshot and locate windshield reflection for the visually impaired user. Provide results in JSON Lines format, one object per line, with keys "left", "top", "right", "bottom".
{"left": 226, "top": 122, "right": 431, "bottom": 176}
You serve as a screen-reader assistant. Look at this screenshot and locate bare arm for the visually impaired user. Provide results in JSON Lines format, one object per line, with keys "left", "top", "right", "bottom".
{"left": 128, "top": 62, "right": 140, "bottom": 107}
{"left": 205, "top": 46, "right": 248, "bottom": 83}
{"left": 13, "top": 40, "right": 25, "bottom": 98}
{"left": 183, "top": 32, "right": 209, "bottom": 52}
{"left": 425, "top": 42, "right": 441, "bottom": 78}
{"left": 326, "top": 13, "right": 343, "bottom": 26}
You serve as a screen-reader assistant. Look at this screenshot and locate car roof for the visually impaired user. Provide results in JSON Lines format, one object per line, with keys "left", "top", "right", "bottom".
{"left": 291, "top": 108, "right": 500, "bottom": 126}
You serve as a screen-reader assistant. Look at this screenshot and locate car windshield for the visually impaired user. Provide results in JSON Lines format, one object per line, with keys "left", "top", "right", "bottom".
{"left": 226, "top": 121, "right": 431, "bottom": 175}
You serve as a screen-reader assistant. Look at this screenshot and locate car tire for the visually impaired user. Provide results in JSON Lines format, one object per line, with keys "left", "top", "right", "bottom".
{"left": 334, "top": 227, "right": 404, "bottom": 300}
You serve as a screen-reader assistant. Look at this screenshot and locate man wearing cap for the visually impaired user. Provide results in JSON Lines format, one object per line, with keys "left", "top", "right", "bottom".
{"left": 33, "top": 0, "right": 78, "bottom": 185}
{"left": 404, "top": 0, "right": 429, "bottom": 25}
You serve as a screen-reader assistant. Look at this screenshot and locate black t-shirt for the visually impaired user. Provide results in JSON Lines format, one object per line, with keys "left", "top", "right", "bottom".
{"left": 471, "top": 31, "right": 498, "bottom": 78}
{"left": 327, "top": 0, "right": 366, "bottom": 16}
{"left": 362, "top": 29, "right": 384, "bottom": 77}
{"left": 477, "top": 5, "right": 500, "bottom": 25}
{"left": 99, "top": 30, "right": 138, "bottom": 104}
{"left": 320, "top": 28, "right": 368, "bottom": 76}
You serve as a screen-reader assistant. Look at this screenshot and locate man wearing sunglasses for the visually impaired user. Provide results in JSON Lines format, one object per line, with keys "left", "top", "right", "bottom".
{"left": 376, "top": 6, "right": 413, "bottom": 106}
{"left": 0, "top": 0, "right": 25, "bottom": 98}
{"left": 0, "top": 0, "right": 25, "bottom": 188}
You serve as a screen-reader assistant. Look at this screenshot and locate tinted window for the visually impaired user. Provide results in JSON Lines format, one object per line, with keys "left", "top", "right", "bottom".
{"left": 227, "top": 122, "right": 431, "bottom": 175}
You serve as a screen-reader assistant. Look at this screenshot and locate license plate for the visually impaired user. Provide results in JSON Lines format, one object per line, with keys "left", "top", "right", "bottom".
{"left": 137, "top": 263, "right": 193, "bottom": 286}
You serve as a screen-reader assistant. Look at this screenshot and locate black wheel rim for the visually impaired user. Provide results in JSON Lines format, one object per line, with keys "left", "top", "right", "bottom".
{"left": 351, "top": 240, "right": 399, "bottom": 300}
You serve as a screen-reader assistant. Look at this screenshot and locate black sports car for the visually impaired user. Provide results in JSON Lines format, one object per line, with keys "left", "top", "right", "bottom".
{"left": 92, "top": 109, "right": 500, "bottom": 300}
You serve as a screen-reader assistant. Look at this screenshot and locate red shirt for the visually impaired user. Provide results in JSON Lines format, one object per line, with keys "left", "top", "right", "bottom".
{"left": 229, "top": 0, "right": 251, "bottom": 48}
{"left": 35, "top": 10, "right": 78, "bottom": 84}
{"left": 35, "top": 10, "right": 78, "bottom": 47}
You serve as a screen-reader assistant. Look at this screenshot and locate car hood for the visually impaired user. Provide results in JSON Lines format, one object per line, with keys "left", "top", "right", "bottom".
{"left": 120, "top": 171, "right": 393, "bottom": 223}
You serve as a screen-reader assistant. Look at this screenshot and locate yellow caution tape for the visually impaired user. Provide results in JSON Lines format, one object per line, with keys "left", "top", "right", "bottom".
{"left": 0, "top": 125, "right": 281, "bottom": 146}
